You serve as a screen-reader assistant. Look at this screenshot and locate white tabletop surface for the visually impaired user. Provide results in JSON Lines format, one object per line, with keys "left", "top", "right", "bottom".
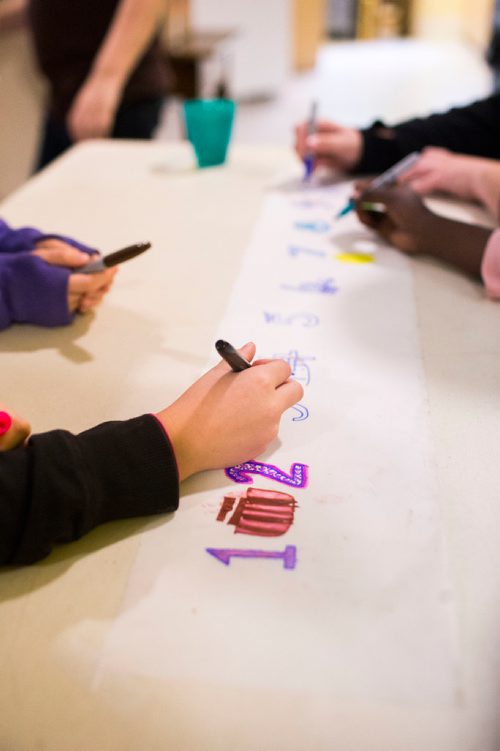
{"left": 0, "top": 141, "right": 499, "bottom": 751}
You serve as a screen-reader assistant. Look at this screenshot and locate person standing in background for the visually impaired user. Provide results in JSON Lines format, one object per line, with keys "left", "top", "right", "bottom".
{"left": 1, "top": 0, "right": 171, "bottom": 168}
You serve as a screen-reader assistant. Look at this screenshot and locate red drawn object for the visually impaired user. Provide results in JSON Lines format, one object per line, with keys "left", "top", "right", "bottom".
{"left": 217, "top": 487, "right": 297, "bottom": 537}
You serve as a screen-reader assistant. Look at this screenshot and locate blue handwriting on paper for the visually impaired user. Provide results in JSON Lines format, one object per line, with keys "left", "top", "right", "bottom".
{"left": 292, "top": 199, "right": 333, "bottom": 210}
{"left": 295, "top": 220, "right": 331, "bottom": 233}
{"left": 272, "top": 349, "right": 315, "bottom": 385}
{"left": 281, "top": 278, "right": 337, "bottom": 295}
{"left": 206, "top": 545, "right": 297, "bottom": 570}
{"left": 264, "top": 311, "right": 320, "bottom": 328}
{"left": 291, "top": 403, "right": 309, "bottom": 421}
{"left": 288, "top": 245, "right": 326, "bottom": 259}
{"left": 225, "top": 461, "right": 309, "bottom": 488}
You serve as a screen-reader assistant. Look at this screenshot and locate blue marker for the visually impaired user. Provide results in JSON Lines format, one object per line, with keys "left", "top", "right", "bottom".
{"left": 335, "top": 199, "right": 355, "bottom": 218}
{"left": 335, "top": 151, "right": 420, "bottom": 219}
{"left": 303, "top": 100, "right": 318, "bottom": 180}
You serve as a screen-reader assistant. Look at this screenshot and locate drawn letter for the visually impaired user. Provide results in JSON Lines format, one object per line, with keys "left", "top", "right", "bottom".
{"left": 225, "top": 461, "right": 309, "bottom": 488}
{"left": 291, "top": 403, "right": 309, "bottom": 421}
{"left": 294, "top": 220, "right": 331, "bottom": 233}
{"left": 206, "top": 545, "right": 297, "bottom": 570}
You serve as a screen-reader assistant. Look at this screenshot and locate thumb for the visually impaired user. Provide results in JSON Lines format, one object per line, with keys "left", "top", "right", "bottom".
{"left": 214, "top": 341, "right": 256, "bottom": 373}
{"left": 238, "top": 341, "right": 256, "bottom": 362}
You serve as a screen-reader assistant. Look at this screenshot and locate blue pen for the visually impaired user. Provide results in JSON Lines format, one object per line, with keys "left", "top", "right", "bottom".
{"left": 303, "top": 100, "right": 318, "bottom": 181}
{"left": 335, "top": 151, "right": 421, "bottom": 219}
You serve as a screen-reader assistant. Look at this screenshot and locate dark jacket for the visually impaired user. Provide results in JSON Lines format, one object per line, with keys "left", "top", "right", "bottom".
{"left": 0, "top": 414, "right": 179, "bottom": 565}
{"left": 357, "top": 93, "right": 500, "bottom": 173}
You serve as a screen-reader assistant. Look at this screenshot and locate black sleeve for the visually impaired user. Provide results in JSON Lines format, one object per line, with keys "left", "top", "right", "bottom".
{"left": 0, "top": 414, "right": 179, "bottom": 565}
{"left": 356, "top": 93, "right": 500, "bottom": 174}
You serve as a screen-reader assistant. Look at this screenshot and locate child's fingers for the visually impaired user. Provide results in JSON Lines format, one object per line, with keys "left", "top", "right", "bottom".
{"left": 275, "top": 378, "right": 305, "bottom": 410}
{"left": 0, "top": 412, "right": 31, "bottom": 451}
{"left": 356, "top": 204, "right": 385, "bottom": 229}
{"left": 254, "top": 358, "right": 292, "bottom": 388}
{"left": 214, "top": 341, "right": 256, "bottom": 374}
{"left": 353, "top": 178, "right": 371, "bottom": 194}
{"left": 404, "top": 175, "right": 439, "bottom": 194}
{"left": 33, "top": 245, "right": 91, "bottom": 268}
{"left": 69, "top": 267, "right": 117, "bottom": 295}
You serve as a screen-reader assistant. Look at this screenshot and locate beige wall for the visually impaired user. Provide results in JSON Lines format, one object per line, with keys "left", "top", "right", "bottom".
{"left": 293, "top": 0, "right": 325, "bottom": 70}
{"left": 411, "top": 0, "right": 495, "bottom": 48}
{"left": 0, "top": 27, "right": 45, "bottom": 200}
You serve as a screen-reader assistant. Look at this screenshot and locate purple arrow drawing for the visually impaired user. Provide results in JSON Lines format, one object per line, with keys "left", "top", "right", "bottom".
{"left": 225, "top": 461, "right": 308, "bottom": 488}
{"left": 206, "top": 545, "right": 297, "bottom": 570}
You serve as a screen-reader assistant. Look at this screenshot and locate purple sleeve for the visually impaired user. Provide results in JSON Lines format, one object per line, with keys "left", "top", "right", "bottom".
{"left": 0, "top": 218, "right": 96, "bottom": 254}
{"left": 0, "top": 252, "right": 73, "bottom": 330}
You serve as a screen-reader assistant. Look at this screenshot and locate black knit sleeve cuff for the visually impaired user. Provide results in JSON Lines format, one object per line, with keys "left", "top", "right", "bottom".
{"left": 77, "top": 413, "right": 180, "bottom": 525}
{"left": 10, "top": 414, "right": 179, "bottom": 564}
{"left": 357, "top": 123, "right": 405, "bottom": 174}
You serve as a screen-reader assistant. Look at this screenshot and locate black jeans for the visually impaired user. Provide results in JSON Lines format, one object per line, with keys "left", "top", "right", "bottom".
{"left": 35, "top": 97, "right": 165, "bottom": 171}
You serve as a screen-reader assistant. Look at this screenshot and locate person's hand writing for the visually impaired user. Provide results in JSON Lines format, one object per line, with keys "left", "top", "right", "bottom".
{"left": 294, "top": 119, "right": 362, "bottom": 174}
{"left": 355, "top": 184, "right": 441, "bottom": 255}
{"left": 32, "top": 239, "right": 117, "bottom": 312}
{"left": 157, "top": 342, "right": 304, "bottom": 481}
{"left": 355, "top": 184, "right": 492, "bottom": 279}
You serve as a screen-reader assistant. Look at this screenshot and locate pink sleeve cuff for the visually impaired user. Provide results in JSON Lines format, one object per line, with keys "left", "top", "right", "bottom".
{"left": 150, "top": 413, "right": 180, "bottom": 482}
{"left": 481, "top": 229, "right": 500, "bottom": 299}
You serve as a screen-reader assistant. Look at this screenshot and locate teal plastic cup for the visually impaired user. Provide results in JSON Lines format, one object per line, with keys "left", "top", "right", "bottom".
{"left": 183, "top": 99, "right": 236, "bottom": 168}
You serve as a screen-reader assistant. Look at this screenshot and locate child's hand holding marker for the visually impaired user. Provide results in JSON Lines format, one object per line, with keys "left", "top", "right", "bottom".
{"left": 157, "top": 342, "right": 304, "bottom": 481}
{"left": 294, "top": 118, "right": 363, "bottom": 175}
{"left": 335, "top": 151, "right": 421, "bottom": 219}
{"left": 354, "top": 184, "right": 493, "bottom": 279}
{"left": 0, "top": 406, "right": 31, "bottom": 452}
{"left": 32, "top": 238, "right": 117, "bottom": 314}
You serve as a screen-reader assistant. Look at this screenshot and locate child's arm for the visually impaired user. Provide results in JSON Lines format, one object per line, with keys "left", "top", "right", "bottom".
{"left": 396, "top": 148, "right": 500, "bottom": 219}
{"left": 0, "top": 217, "right": 96, "bottom": 255}
{"left": 0, "top": 245, "right": 116, "bottom": 330}
{"left": 293, "top": 93, "right": 500, "bottom": 177}
{"left": 355, "top": 185, "right": 493, "bottom": 281}
{"left": 0, "top": 343, "right": 303, "bottom": 565}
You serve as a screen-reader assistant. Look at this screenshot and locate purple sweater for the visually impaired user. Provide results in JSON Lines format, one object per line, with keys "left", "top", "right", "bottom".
{"left": 0, "top": 219, "right": 94, "bottom": 330}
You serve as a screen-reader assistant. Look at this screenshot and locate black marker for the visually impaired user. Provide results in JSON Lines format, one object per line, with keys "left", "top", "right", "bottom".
{"left": 79, "top": 242, "right": 151, "bottom": 274}
{"left": 215, "top": 339, "right": 252, "bottom": 372}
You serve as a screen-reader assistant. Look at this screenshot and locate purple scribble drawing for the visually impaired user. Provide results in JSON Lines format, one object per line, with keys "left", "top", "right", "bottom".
{"left": 282, "top": 278, "right": 338, "bottom": 295}
{"left": 206, "top": 545, "right": 297, "bottom": 570}
{"left": 288, "top": 245, "right": 326, "bottom": 259}
{"left": 263, "top": 311, "right": 320, "bottom": 328}
{"left": 225, "top": 461, "right": 309, "bottom": 488}
{"left": 294, "top": 220, "right": 331, "bottom": 233}
{"left": 272, "top": 349, "right": 315, "bottom": 386}
{"left": 292, "top": 403, "right": 309, "bottom": 421}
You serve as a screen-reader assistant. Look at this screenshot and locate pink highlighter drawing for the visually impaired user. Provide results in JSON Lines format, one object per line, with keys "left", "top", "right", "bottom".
{"left": 0, "top": 411, "right": 13, "bottom": 436}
